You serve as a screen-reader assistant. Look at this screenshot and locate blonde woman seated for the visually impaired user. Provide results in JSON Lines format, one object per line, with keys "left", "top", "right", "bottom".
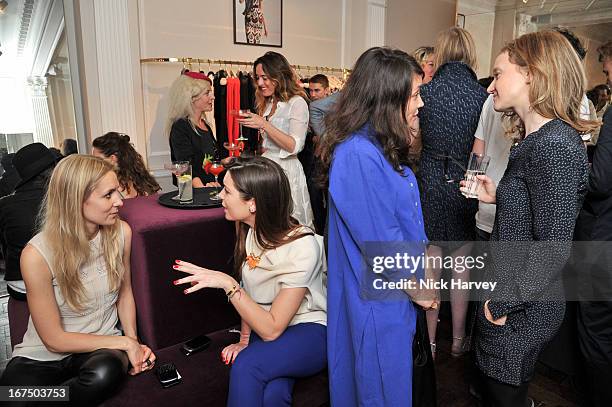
{"left": 173, "top": 156, "right": 326, "bottom": 407}
{"left": 0, "top": 155, "right": 156, "bottom": 406}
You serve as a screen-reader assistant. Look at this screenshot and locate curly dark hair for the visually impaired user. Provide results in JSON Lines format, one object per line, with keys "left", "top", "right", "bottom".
{"left": 319, "top": 47, "right": 424, "bottom": 185}
{"left": 92, "top": 132, "right": 160, "bottom": 196}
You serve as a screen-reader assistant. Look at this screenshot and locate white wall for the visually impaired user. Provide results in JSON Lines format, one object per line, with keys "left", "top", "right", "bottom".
{"left": 385, "top": 0, "right": 457, "bottom": 56}
{"left": 570, "top": 28, "right": 608, "bottom": 89}
{"left": 458, "top": 0, "right": 496, "bottom": 78}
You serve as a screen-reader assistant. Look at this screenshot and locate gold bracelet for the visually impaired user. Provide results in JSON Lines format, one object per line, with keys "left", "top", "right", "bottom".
{"left": 226, "top": 285, "right": 240, "bottom": 301}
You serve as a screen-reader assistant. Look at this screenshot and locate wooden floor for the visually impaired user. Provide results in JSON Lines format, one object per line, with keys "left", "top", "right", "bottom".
{"left": 435, "top": 306, "right": 581, "bottom": 407}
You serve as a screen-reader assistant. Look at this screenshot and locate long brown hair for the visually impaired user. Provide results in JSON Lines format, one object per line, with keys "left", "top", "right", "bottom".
{"left": 501, "top": 30, "right": 600, "bottom": 137}
{"left": 253, "top": 52, "right": 308, "bottom": 116}
{"left": 319, "top": 47, "right": 424, "bottom": 185}
{"left": 93, "top": 132, "right": 161, "bottom": 196}
{"left": 226, "top": 156, "right": 313, "bottom": 276}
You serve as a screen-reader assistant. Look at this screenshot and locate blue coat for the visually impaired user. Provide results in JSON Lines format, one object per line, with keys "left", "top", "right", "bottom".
{"left": 327, "top": 125, "right": 428, "bottom": 406}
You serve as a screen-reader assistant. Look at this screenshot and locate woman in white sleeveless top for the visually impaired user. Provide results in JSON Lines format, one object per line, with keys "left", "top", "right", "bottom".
{"left": 0, "top": 155, "right": 156, "bottom": 406}
{"left": 238, "top": 51, "right": 314, "bottom": 228}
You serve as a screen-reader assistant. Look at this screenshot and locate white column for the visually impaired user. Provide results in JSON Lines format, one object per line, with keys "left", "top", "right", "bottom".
{"left": 92, "top": 0, "right": 146, "bottom": 155}
{"left": 366, "top": 0, "right": 387, "bottom": 48}
{"left": 27, "top": 76, "right": 55, "bottom": 147}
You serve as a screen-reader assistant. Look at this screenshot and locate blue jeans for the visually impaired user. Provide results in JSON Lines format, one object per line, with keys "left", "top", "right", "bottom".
{"left": 227, "top": 322, "right": 327, "bottom": 407}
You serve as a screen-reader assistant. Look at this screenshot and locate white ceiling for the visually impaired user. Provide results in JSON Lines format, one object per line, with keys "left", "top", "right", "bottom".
{"left": 497, "top": 0, "right": 612, "bottom": 42}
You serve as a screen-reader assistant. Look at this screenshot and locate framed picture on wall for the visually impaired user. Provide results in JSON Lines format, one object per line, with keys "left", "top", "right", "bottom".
{"left": 233, "top": 0, "right": 283, "bottom": 47}
{"left": 456, "top": 13, "right": 465, "bottom": 29}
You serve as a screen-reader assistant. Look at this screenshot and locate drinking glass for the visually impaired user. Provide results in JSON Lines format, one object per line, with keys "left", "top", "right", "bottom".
{"left": 164, "top": 161, "right": 193, "bottom": 203}
{"left": 230, "top": 109, "right": 250, "bottom": 156}
{"left": 462, "top": 153, "right": 491, "bottom": 199}
{"left": 208, "top": 161, "right": 224, "bottom": 201}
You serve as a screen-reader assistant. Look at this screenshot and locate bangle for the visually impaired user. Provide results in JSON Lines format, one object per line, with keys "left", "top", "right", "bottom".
{"left": 226, "top": 284, "right": 240, "bottom": 301}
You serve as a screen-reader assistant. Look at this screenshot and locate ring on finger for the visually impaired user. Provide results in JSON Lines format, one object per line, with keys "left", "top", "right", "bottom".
{"left": 145, "top": 358, "right": 152, "bottom": 367}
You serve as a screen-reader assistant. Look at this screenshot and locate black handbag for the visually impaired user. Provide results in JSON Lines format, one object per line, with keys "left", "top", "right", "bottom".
{"left": 412, "top": 307, "right": 437, "bottom": 407}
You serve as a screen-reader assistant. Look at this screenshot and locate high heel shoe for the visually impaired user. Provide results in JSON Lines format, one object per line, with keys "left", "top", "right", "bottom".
{"left": 451, "top": 336, "right": 469, "bottom": 357}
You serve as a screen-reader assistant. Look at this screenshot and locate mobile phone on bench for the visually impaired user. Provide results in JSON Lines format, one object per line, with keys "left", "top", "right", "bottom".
{"left": 181, "top": 334, "right": 211, "bottom": 356}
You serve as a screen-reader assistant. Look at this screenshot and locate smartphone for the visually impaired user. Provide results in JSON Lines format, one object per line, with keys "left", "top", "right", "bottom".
{"left": 181, "top": 334, "right": 211, "bottom": 356}
{"left": 156, "top": 362, "right": 182, "bottom": 388}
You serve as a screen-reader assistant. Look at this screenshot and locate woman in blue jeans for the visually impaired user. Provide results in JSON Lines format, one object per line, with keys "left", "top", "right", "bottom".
{"left": 173, "top": 156, "right": 327, "bottom": 407}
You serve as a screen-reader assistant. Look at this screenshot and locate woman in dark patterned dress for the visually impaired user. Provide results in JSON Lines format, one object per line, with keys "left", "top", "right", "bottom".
{"left": 418, "top": 27, "right": 488, "bottom": 358}
{"left": 240, "top": 0, "right": 267, "bottom": 44}
{"left": 464, "top": 31, "right": 598, "bottom": 407}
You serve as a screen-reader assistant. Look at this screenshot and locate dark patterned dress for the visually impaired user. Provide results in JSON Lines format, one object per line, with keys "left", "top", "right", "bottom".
{"left": 476, "top": 119, "right": 588, "bottom": 386}
{"left": 244, "top": 0, "right": 264, "bottom": 44}
{"left": 417, "top": 61, "right": 488, "bottom": 246}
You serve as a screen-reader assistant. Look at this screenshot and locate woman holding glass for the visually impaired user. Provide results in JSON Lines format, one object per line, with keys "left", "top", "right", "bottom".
{"left": 173, "top": 156, "right": 327, "bottom": 407}
{"left": 0, "top": 155, "right": 156, "bottom": 406}
{"left": 464, "top": 31, "right": 598, "bottom": 407}
{"left": 166, "top": 71, "right": 224, "bottom": 188}
{"left": 238, "top": 51, "right": 314, "bottom": 228}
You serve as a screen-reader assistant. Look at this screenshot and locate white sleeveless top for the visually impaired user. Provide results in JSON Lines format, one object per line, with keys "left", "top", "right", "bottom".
{"left": 12, "top": 228, "right": 124, "bottom": 361}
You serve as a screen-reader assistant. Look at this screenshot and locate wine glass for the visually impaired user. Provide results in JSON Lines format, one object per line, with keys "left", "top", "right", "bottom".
{"left": 164, "top": 161, "right": 191, "bottom": 201}
{"left": 224, "top": 141, "right": 242, "bottom": 158}
{"left": 230, "top": 109, "right": 250, "bottom": 156}
{"left": 208, "top": 161, "right": 224, "bottom": 201}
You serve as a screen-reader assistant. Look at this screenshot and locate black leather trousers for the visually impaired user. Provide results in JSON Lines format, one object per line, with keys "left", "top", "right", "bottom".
{"left": 0, "top": 348, "right": 128, "bottom": 406}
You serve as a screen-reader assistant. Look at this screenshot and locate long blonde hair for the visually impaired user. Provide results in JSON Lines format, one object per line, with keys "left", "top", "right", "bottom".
{"left": 433, "top": 27, "right": 477, "bottom": 71}
{"left": 253, "top": 52, "right": 308, "bottom": 115}
{"left": 501, "top": 30, "right": 600, "bottom": 137}
{"left": 39, "top": 155, "right": 124, "bottom": 311}
{"left": 165, "top": 75, "right": 212, "bottom": 137}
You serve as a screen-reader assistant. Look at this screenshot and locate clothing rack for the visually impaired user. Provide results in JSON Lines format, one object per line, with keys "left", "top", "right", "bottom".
{"left": 140, "top": 57, "right": 351, "bottom": 78}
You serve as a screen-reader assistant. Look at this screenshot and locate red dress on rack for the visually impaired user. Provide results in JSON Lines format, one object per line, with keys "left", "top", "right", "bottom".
{"left": 226, "top": 77, "right": 241, "bottom": 155}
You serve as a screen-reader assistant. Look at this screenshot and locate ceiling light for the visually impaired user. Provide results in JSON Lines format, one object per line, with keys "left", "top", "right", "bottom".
{"left": 0, "top": 1, "right": 8, "bottom": 15}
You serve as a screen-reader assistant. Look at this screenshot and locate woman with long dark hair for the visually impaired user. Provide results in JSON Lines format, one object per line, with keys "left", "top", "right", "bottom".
{"left": 92, "top": 132, "right": 160, "bottom": 198}
{"left": 319, "top": 47, "right": 436, "bottom": 406}
{"left": 172, "top": 156, "right": 326, "bottom": 407}
{"left": 238, "top": 51, "right": 314, "bottom": 228}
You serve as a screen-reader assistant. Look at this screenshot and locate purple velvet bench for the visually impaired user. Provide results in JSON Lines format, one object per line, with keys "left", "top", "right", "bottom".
{"left": 102, "top": 328, "right": 329, "bottom": 407}
{"left": 9, "top": 304, "right": 329, "bottom": 406}
{"left": 119, "top": 195, "right": 240, "bottom": 349}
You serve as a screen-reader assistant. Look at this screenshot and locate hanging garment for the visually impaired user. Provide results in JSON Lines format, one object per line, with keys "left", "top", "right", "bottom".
{"left": 214, "top": 70, "right": 229, "bottom": 155}
{"left": 239, "top": 72, "right": 258, "bottom": 153}
{"left": 226, "top": 77, "right": 241, "bottom": 152}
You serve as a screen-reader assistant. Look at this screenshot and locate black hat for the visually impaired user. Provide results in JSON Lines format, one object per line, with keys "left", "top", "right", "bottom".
{"left": 14, "top": 143, "right": 58, "bottom": 188}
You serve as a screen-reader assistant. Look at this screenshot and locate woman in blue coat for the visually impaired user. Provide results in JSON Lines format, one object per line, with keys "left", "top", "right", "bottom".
{"left": 319, "top": 47, "right": 437, "bottom": 406}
